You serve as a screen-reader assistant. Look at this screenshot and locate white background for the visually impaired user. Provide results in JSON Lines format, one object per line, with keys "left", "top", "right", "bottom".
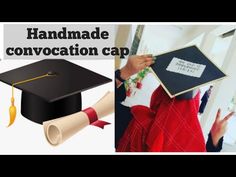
{"left": 0, "top": 24, "right": 115, "bottom": 154}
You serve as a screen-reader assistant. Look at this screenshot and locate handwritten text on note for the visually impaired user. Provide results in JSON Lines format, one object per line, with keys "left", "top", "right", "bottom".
{"left": 166, "top": 57, "right": 206, "bottom": 78}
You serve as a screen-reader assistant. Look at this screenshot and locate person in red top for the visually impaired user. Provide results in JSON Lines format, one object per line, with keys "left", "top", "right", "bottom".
{"left": 117, "top": 85, "right": 206, "bottom": 152}
{"left": 115, "top": 55, "right": 234, "bottom": 152}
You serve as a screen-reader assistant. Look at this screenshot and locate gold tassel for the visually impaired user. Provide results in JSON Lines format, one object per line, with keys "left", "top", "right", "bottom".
{"left": 7, "top": 73, "right": 53, "bottom": 127}
{"left": 8, "top": 97, "right": 16, "bottom": 127}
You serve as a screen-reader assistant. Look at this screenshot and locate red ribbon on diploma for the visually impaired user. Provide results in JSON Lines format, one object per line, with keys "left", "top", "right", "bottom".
{"left": 82, "top": 107, "right": 111, "bottom": 129}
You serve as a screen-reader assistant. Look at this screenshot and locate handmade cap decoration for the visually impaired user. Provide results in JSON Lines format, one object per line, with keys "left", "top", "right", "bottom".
{"left": 151, "top": 45, "right": 226, "bottom": 99}
{"left": 0, "top": 59, "right": 112, "bottom": 124}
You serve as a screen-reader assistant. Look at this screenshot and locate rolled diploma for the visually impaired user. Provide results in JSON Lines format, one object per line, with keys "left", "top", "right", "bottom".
{"left": 43, "top": 91, "right": 114, "bottom": 146}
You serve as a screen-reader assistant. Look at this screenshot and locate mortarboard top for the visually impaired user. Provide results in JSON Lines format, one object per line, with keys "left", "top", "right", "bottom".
{"left": 0, "top": 59, "right": 112, "bottom": 124}
{"left": 151, "top": 45, "right": 226, "bottom": 99}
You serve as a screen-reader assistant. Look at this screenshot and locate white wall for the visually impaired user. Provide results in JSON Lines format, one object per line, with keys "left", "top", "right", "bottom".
{"left": 201, "top": 32, "right": 236, "bottom": 142}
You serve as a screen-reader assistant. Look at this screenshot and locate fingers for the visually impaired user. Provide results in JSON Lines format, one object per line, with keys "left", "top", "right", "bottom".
{"left": 140, "top": 62, "right": 148, "bottom": 70}
{"left": 223, "top": 111, "right": 235, "bottom": 122}
{"left": 140, "top": 60, "right": 154, "bottom": 69}
{"left": 135, "top": 54, "right": 153, "bottom": 62}
{"left": 141, "top": 55, "right": 155, "bottom": 67}
{"left": 141, "top": 54, "right": 153, "bottom": 58}
{"left": 145, "top": 57, "right": 154, "bottom": 62}
{"left": 215, "top": 108, "right": 221, "bottom": 122}
{"left": 215, "top": 107, "right": 235, "bottom": 123}
{"left": 139, "top": 55, "right": 153, "bottom": 62}
{"left": 128, "top": 54, "right": 155, "bottom": 72}
{"left": 145, "top": 60, "right": 155, "bottom": 67}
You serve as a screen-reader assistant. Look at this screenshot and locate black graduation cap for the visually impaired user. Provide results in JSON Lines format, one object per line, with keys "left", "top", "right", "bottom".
{"left": 0, "top": 59, "right": 112, "bottom": 124}
{"left": 151, "top": 45, "right": 226, "bottom": 99}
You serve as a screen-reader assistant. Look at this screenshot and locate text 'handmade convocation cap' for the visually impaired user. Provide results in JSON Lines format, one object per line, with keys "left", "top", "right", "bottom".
{"left": 151, "top": 45, "right": 226, "bottom": 99}
{"left": 0, "top": 59, "right": 112, "bottom": 124}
